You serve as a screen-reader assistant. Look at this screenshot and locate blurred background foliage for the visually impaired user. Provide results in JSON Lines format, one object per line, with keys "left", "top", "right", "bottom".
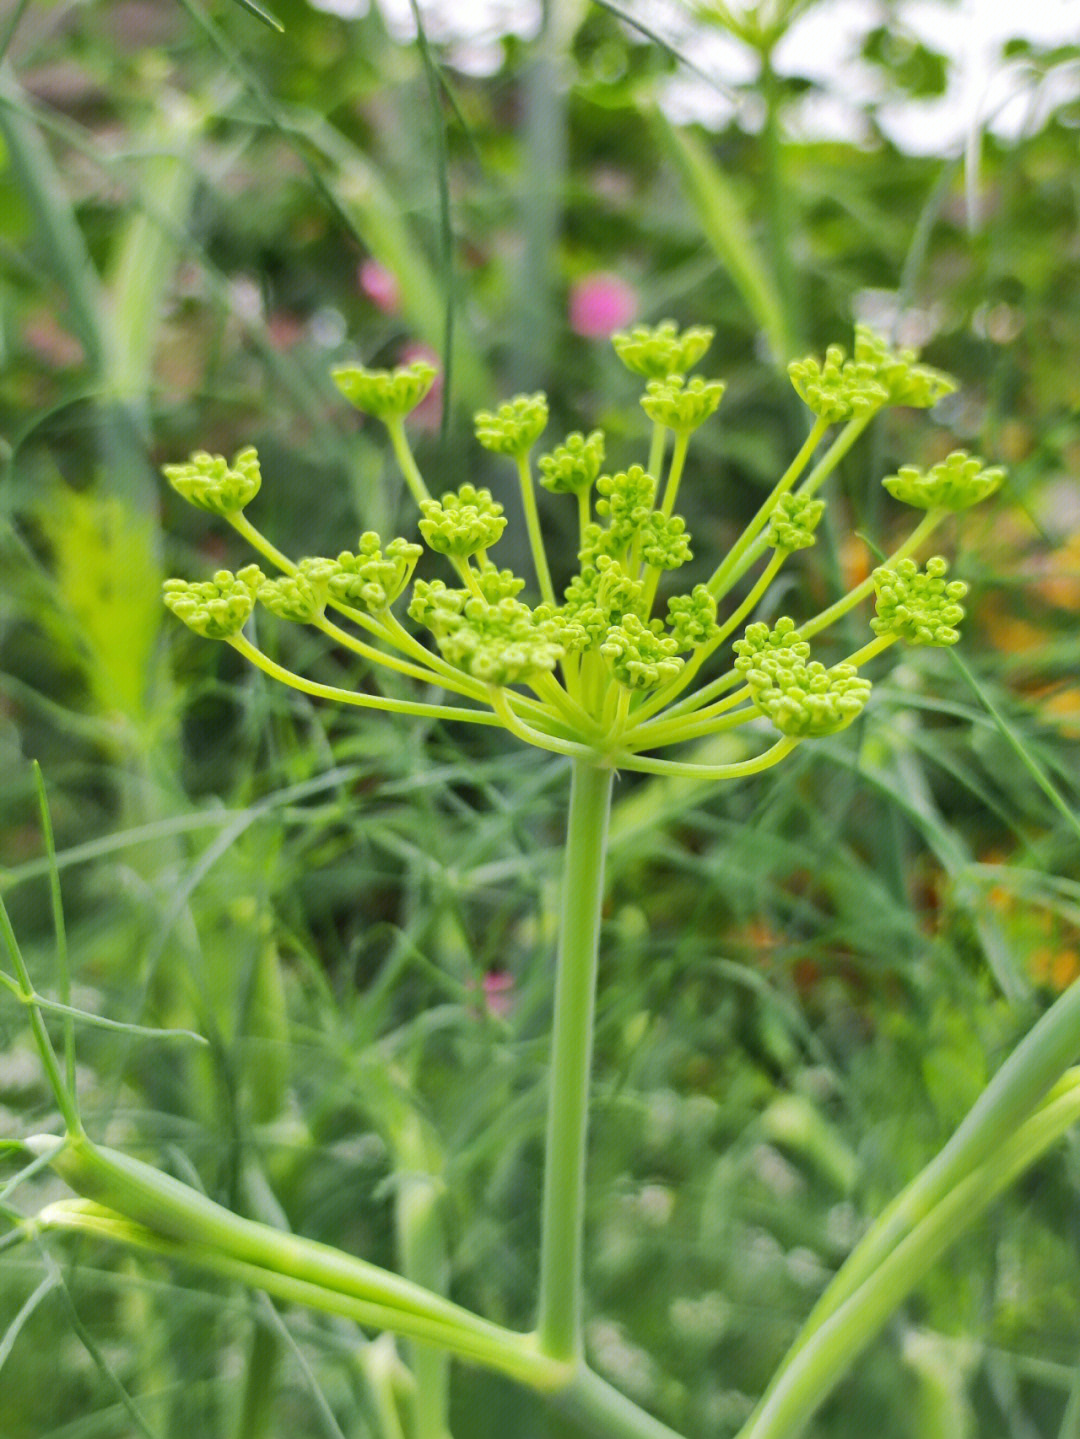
{"left": 1, "top": 0, "right": 1080, "bottom": 1434}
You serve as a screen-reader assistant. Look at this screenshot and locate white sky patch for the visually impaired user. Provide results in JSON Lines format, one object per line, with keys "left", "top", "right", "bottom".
{"left": 354, "top": 0, "right": 1080, "bottom": 154}
{"left": 670, "top": 0, "right": 1080, "bottom": 152}
{"left": 375, "top": 0, "right": 541, "bottom": 47}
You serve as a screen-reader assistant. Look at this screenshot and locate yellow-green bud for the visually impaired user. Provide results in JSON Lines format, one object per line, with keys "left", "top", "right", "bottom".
{"left": 474, "top": 394, "right": 548, "bottom": 457}
{"left": 767, "top": 494, "right": 826, "bottom": 551}
{"left": 419, "top": 485, "right": 506, "bottom": 559}
{"left": 640, "top": 375, "right": 726, "bottom": 435}
{"left": 162, "top": 565, "right": 264, "bottom": 639}
{"left": 734, "top": 618, "right": 871, "bottom": 736}
{"left": 600, "top": 613, "right": 683, "bottom": 690}
{"left": 538, "top": 430, "right": 605, "bottom": 495}
{"left": 612, "top": 320, "right": 714, "bottom": 379}
{"left": 882, "top": 451, "right": 1004, "bottom": 511}
{"left": 331, "top": 360, "right": 437, "bottom": 421}
{"left": 871, "top": 556, "right": 967, "bottom": 646}
{"left": 163, "top": 446, "right": 261, "bottom": 517}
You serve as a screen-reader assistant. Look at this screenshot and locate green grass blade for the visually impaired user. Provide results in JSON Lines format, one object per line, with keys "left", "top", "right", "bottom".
{"left": 31, "top": 764, "right": 74, "bottom": 1100}
{"left": 408, "top": 0, "right": 455, "bottom": 438}
{"left": 654, "top": 113, "right": 793, "bottom": 363}
{"left": 947, "top": 648, "right": 1080, "bottom": 847}
{"left": 0, "top": 1270, "right": 60, "bottom": 1376}
{"left": 41, "top": 1249, "right": 162, "bottom": 1439}
{"left": 0, "top": 68, "right": 108, "bottom": 371}
{"left": 220, "top": 0, "right": 284, "bottom": 31}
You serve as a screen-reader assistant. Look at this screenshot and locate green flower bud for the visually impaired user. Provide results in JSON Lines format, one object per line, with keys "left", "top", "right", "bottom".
{"left": 734, "top": 618, "right": 871, "bottom": 737}
{"left": 473, "top": 565, "right": 527, "bottom": 602}
{"left": 538, "top": 430, "right": 605, "bottom": 495}
{"left": 600, "top": 613, "right": 684, "bottom": 690}
{"left": 733, "top": 616, "right": 809, "bottom": 671}
{"left": 788, "top": 345, "right": 888, "bottom": 423}
{"left": 474, "top": 394, "right": 549, "bottom": 457}
{"left": 533, "top": 602, "right": 592, "bottom": 655}
{"left": 595, "top": 466, "right": 658, "bottom": 548}
{"left": 640, "top": 375, "right": 726, "bottom": 434}
{"left": 162, "top": 565, "right": 264, "bottom": 640}
{"left": 331, "top": 360, "right": 437, "bottom": 421}
{"left": 853, "top": 325, "right": 956, "bottom": 409}
{"left": 408, "top": 578, "right": 462, "bottom": 634}
{"left": 410, "top": 582, "right": 563, "bottom": 685}
{"left": 767, "top": 493, "right": 826, "bottom": 551}
{"left": 560, "top": 553, "right": 647, "bottom": 646}
{"left": 640, "top": 511, "right": 693, "bottom": 571}
{"left": 882, "top": 450, "right": 1005, "bottom": 511}
{"left": 612, "top": 320, "right": 714, "bottom": 379}
{"left": 257, "top": 569, "right": 328, "bottom": 624}
{"left": 419, "top": 485, "right": 507, "bottom": 559}
{"left": 162, "top": 446, "right": 261, "bottom": 517}
{"left": 327, "top": 533, "right": 423, "bottom": 614}
{"left": 666, "top": 586, "right": 721, "bottom": 651}
{"left": 870, "top": 556, "right": 968, "bottom": 646}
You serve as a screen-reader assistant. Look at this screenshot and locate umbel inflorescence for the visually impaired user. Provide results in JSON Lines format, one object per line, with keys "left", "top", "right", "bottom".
{"left": 162, "top": 324, "right": 1003, "bottom": 779}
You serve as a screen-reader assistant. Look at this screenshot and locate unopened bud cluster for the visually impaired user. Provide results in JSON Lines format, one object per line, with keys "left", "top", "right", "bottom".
{"left": 160, "top": 319, "right": 1001, "bottom": 777}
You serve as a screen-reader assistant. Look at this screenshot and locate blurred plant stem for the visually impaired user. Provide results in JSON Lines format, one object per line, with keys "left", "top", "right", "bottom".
{"left": 758, "top": 46, "right": 804, "bottom": 357}
{"left": 512, "top": 0, "right": 586, "bottom": 390}
{"left": 394, "top": 1115, "right": 452, "bottom": 1439}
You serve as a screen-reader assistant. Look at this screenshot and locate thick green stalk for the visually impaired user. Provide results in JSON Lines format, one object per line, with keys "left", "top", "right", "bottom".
{"left": 554, "top": 1366, "right": 686, "bottom": 1439}
{"left": 737, "top": 1073, "right": 1080, "bottom": 1439}
{"left": 537, "top": 759, "right": 614, "bottom": 1361}
{"left": 37, "top": 1197, "right": 562, "bottom": 1391}
{"left": 394, "top": 1114, "right": 451, "bottom": 1439}
{"left": 398, "top": 1175, "right": 450, "bottom": 1439}
{"left": 385, "top": 419, "right": 433, "bottom": 507}
{"left": 27, "top": 1135, "right": 513, "bottom": 1349}
{"left": 772, "top": 975, "right": 1080, "bottom": 1377}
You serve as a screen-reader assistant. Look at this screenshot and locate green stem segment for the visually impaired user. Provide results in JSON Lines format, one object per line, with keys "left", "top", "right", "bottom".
{"left": 385, "top": 418, "right": 432, "bottom": 507}
{"left": 775, "top": 973, "right": 1080, "bottom": 1376}
{"left": 517, "top": 453, "right": 557, "bottom": 607}
{"left": 736, "top": 1073, "right": 1080, "bottom": 1439}
{"left": 537, "top": 759, "right": 614, "bottom": 1362}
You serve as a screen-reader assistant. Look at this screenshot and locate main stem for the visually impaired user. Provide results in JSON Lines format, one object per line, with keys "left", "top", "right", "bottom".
{"left": 537, "top": 757, "right": 614, "bottom": 1362}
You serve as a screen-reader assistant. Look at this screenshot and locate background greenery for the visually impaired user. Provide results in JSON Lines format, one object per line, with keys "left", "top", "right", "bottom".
{"left": 2, "top": 0, "right": 1080, "bottom": 1434}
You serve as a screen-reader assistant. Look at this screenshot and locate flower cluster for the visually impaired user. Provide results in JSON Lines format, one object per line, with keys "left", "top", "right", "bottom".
{"left": 326, "top": 535, "right": 423, "bottom": 614}
{"left": 883, "top": 450, "right": 1005, "bottom": 511}
{"left": 419, "top": 486, "right": 507, "bottom": 560}
{"left": 538, "top": 431, "right": 605, "bottom": 496}
{"left": 409, "top": 580, "right": 563, "bottom": 685}
{"left": 163, "top": 566, "right": 263, "bottom": 639}
{"left": 641, "top": 376, "right": 726, "bottom": 435}
{"left": 768, "top": 494, "right": 825, "bottom": 552}
{"left": 871, "top": 557, "right": 968, "bottom": 646}
{"left": 163, "top": 447, "right": 261, "bottom": 517}
{"left": 331, "top": 360, "right": 437, "bottom": 422}
{"left": 734, "top": 619, "right": 872, "bottom": 737}
{"left": 612, "top": 320, "right": 714, "bottom": 378}
{"left": 788, "top": 325, "right": 956, "bottom": 423}
{"left": 160, "top": 321, "right": 1000, "bottom": 780}
{"left": 475, "top": 394, "right": 549, "bottom": 458}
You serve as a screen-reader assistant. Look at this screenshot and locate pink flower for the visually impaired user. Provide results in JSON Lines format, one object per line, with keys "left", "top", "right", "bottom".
{"left": 568, "top": 272, "right": 637, "bottom": 339}
{"left": 481, "top": 971, "right": 514, "bottom": 1018}
{"left": 465, "top": 970, "right": 515, "bottom": 1020}
{"left": 358, "top": 259, "right": 401, "bottom": 314}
